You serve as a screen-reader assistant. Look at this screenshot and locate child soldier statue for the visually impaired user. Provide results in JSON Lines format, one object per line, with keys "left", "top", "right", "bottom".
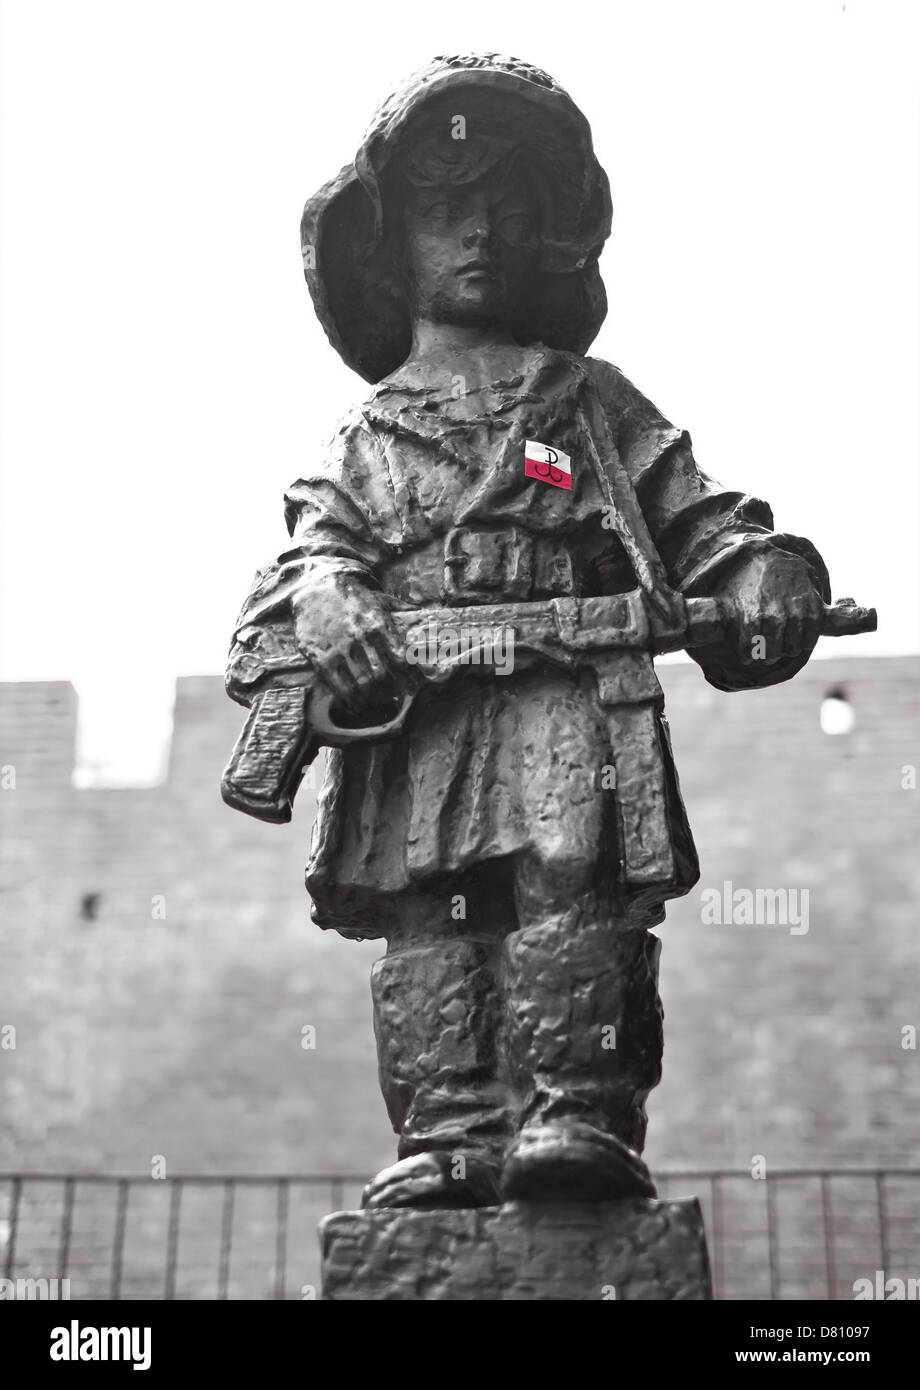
{"left": 222, "top": 54, "right": 874, "bottom": 1222}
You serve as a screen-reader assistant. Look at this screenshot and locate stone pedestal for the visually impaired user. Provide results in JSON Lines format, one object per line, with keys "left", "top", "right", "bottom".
{"left": 320, "top": 1198, "right": 712, "bottom": 1300}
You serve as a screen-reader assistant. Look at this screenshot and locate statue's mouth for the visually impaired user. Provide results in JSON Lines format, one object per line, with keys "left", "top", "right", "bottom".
{"left": 456, "top": 260, "right": 498, "bottom": 281}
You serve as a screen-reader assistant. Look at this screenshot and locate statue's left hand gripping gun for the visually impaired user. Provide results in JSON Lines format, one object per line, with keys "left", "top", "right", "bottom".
{"left": 221, "top": 591, "right": 876, "bottom": 824}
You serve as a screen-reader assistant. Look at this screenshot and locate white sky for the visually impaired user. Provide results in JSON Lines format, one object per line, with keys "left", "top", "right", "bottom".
{"left": 1, "top": 0, "right": 917, "bottom": 780}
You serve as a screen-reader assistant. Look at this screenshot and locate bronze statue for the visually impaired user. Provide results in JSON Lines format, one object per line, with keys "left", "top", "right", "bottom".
{"left": 222, "top": 54, "right": 875, "bottom": 1221}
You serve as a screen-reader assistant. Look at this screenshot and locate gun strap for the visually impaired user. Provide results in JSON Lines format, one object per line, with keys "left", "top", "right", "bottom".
{"left": 576, "top": 385, "right": 674, "bottom": 606}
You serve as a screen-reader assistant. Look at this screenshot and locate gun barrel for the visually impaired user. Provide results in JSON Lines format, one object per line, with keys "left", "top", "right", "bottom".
{"left": 820, "top": 600, "right": 878, "bottom": 636}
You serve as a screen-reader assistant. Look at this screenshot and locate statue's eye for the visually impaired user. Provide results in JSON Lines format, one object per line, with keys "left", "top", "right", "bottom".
{"left": 497, "top": 212, "right": 533, "bottom": 246}
{"left": 419, "top": 196, "right": 472, "bottom": 225}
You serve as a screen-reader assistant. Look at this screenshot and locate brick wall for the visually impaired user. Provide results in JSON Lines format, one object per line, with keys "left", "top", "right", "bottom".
{"left": 0, "top": 677, "right": 388, "bottom": 1179}
{"left": 650, "top": 655, "right": 920, "bottom": 1176}
{"left": 1, "top": 655, "right": 918, "bottom": 1297}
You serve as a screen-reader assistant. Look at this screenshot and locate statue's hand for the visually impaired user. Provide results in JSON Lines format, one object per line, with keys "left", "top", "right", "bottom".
{"left": 721, "top": 551, "right": 824, "bottom": 669}
{"left": 292, "top": 577, "right": 406, "bottom": 708}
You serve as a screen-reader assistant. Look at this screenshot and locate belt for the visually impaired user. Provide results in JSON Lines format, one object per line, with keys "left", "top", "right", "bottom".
{"left": 383, "top": 524, "right": 576, "bottom": 606}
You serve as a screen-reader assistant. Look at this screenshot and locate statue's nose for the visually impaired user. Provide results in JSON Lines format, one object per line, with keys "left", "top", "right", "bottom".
{"left": 462, "top": 224, "right": 492, "bottom": 250}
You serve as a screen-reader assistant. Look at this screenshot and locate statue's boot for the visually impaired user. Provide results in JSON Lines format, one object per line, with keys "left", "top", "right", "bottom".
{"left": 500, "top": 904, "right": 662, "bottom": 1201}
{"left": 362, "top": 935, "right": 513, "bottom": 1209}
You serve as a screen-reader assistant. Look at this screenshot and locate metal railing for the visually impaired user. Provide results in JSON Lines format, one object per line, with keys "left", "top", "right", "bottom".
{"left": 2, "top": 1168, "right": 917, "bottom": 1300}
{"left": 655, "top": 1167, "right": 920, "bottom": 1301}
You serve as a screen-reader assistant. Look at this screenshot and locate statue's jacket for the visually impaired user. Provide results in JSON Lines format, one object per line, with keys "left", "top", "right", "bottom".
{"left": 231, "top": 348, "right": 830, "bottom": 939}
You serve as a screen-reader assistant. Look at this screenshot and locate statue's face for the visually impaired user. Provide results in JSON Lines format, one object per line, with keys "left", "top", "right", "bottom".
{"left": 400, "top": 162, "right": 541, "bottom": 329}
